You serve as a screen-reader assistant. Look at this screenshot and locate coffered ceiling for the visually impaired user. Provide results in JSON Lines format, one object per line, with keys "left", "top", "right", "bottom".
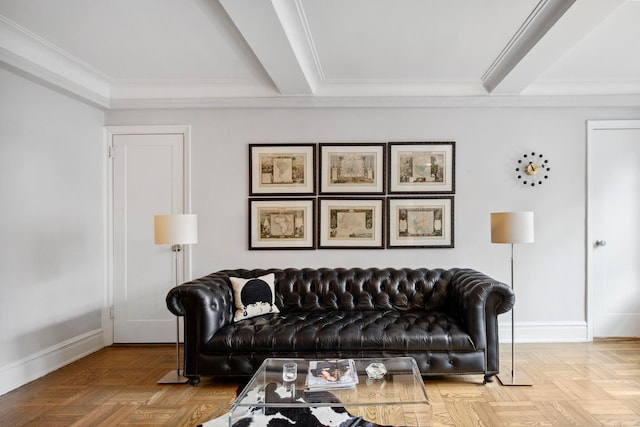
{"left": 1, "top": 0, "right": 639, "bottom": 108}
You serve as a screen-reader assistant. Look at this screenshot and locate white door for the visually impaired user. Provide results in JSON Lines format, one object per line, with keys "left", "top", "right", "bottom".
{"left": 110, "top": 129, "right": 189, "bottom": 343}
{"left": 588, "top": 120, "right": 640, "bottom": 338}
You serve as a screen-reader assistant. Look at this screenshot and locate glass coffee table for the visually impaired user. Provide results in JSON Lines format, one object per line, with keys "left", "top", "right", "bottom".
{"left": 230, "top": 357, "right": 430, "bottom": 426}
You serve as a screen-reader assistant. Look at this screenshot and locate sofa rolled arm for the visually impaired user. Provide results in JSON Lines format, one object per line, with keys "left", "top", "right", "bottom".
{"left": 166, "top": 273, "right": 235, "bottom": 378}
{"left": 446, "top": 268, "right": 515, "bottom": 350}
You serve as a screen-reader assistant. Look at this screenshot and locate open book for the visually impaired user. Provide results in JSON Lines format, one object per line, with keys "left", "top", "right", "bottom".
{"left": 305, "top": 359, "right": 359, "bottom": 390}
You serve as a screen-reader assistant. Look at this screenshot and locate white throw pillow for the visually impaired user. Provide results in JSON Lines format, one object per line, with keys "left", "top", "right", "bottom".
{"left": 229, "top": 273, "right": 279, "bottom": 322}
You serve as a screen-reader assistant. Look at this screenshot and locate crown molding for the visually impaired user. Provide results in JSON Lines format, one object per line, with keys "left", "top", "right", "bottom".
{"left": 525, "top": 79, "right": 640, "bottom": 96}
{"left": 316, "top": 79, "right": 488, "bottom": 97}
{"left": 109, "top": 79, "right": 279, "bottom": 100}
{"left": 108, "top": 93, "right": 640, "bottom": 110}
{"left": 0, "top": 15, "right": 111, "bottom": 108}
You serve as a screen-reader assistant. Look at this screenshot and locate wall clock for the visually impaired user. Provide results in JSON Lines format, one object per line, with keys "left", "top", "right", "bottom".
{"left": 516, "top": 152, "right": 549, "bottom": 186}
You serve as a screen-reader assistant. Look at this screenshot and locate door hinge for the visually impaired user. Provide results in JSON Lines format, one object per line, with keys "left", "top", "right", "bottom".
{"left": 109, "top": 306, "right": 114, "bottom": 319}
{"left": 108, "top": 145, "right": 114, "bottom": 158}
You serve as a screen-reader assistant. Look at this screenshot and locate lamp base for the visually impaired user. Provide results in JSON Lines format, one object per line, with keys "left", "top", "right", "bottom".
{"left": 497, "top": 371, "right": 533, "bottom": 386}
{"left": 157, "top": 370, "right": 189, "bottom": 384}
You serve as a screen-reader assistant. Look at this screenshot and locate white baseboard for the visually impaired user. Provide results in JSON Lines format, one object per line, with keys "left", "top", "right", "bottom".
{"left": 499, "top": 321, "right": 589, "bottom": 343}
{"left": 0, "top": 328, "right": 104, "bottom": 396}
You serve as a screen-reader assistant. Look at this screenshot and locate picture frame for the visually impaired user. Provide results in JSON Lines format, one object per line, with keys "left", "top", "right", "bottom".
{"left": 249, "top": 144, "right": 316, "bottom": 195}
{"left": 249, "top": 198, "right": 316, "bottom": 250}
{"left": 318, "top": 197, "right": 384, "bottom": 249}
{"left": 388, "top": 142, "right": 455, "bottom": 194}
{"left": 387, "top": 196, "right": 454, "bottom": 248}
{"left": 319, "top": 143, "right": 386, "bottom": 194}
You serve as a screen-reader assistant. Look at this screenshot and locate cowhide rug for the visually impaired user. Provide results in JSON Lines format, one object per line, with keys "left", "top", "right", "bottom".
{"left": 201, "top": 382, "right": 395, "bottom": 427}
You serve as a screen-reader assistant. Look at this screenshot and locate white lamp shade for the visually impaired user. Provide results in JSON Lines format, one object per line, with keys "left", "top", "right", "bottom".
{"left": 491, "top": 211, "right": 534, "bottom": 244}
{"left": 154, "top": 214, "right": 198, "bottom": 245}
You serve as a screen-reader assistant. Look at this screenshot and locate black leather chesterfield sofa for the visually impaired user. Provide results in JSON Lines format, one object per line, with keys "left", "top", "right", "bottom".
{"left": 166, "top": 267, "right": 515, "bottom": 385}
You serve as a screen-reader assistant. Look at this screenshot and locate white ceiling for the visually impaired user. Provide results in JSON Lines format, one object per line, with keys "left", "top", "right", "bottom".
{"left": 1, "top": 0, "right": 639, "bottom": 109}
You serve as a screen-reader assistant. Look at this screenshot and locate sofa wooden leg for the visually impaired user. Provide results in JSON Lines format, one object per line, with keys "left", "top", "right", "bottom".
{"left": 188, "top": 376, "right": 201, "bottom": 386}
{"left": 483, "top": 374, "right": 495, "bottom": 384}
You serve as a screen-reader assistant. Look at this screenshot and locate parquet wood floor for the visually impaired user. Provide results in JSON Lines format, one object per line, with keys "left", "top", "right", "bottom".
{"left": 0, "top": 340, "right": 639, "bottom": 426}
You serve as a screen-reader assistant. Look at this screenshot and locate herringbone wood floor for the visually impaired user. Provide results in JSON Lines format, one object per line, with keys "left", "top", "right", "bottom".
{"left": 1, "top": 340, "right": 639, "bottom": 426}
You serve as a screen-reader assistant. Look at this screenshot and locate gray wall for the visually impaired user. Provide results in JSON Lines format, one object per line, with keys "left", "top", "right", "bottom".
{"left": 106, "top": 105, "right": 640, "bottom": 341}
{"left": 0, "top": 67, "right": 105, "bottom": 394}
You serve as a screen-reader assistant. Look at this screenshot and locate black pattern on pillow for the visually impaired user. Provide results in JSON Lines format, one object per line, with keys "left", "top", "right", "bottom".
{"left": 230, "top": 273, "right": 279, "bottom": 322}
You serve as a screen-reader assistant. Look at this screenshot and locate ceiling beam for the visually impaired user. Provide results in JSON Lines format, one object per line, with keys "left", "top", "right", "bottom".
{"left": 219, "top": 0, "right": 316, "bottom": 95}
{"left": 482, "top": 0, "right": 575, "bottom": 94}
{"left": 483, "top": 0, "right": 626, "bottom": 94}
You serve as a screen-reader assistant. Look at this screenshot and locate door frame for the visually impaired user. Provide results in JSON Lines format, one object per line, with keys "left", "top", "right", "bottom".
{"left": 102, "top": 125, "right": 192, "bottom": 346}
{"left": 586, "top": 119, "right": 640, "bottom": 340}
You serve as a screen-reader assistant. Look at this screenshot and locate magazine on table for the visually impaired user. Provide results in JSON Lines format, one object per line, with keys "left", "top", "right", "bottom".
{"left": 305, "top": 359, "right": 359, "bottom": 390}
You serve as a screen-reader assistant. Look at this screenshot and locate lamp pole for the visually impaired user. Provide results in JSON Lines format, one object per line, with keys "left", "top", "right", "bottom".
{"left": 172, "top": 244, "right": 182, "bottom": 379}
{"left": 510, "top": 243, "right": 515, "bottom": 378}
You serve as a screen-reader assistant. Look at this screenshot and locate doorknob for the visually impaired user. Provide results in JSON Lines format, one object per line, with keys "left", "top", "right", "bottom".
{"left": 595, "top": 240, "right": 607, "bottom": 247}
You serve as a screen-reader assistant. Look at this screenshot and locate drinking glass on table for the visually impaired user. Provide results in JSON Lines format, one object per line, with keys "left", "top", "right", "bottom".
{"left": 282, "top": 362, "right": 297, "bottom": 383}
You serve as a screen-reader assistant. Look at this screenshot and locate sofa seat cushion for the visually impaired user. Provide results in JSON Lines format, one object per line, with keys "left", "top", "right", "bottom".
{"left": 205, "top": 310, "right": 476, "bottom": 353}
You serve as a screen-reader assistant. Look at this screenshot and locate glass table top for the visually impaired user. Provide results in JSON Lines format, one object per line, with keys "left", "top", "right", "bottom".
{"left": 230, "top": 357, "right": 431, "bottom": 426}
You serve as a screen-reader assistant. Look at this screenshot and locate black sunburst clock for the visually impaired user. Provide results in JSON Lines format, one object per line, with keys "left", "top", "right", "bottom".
{"left": 516, "top": 152, "right": 549, "bottom": 186}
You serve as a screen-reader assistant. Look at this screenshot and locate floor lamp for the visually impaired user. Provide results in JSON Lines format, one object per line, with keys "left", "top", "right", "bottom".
{"left": 491, "top": 211, "right": 534, "bottom": 386}
{"left": 154, "top": 214, "right": 198, "bottom": 384}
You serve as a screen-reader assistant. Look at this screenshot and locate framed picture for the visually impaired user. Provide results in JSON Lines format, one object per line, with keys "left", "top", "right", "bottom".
{"left": 249, "top": 144, "right": 316, "bottom": 195}
{"left": 388, "top": 142, "right": 455, "bottom": 194}
{"left": 249, "top": 198, "right": 315, "bottom": 250}
{"left": 387, "top": 196, "right": 454, "bottom": 248}
{"left": 319, "top": 143, "right": 385, "bottom": 194}
{"left": 318, "top": 197, "right": 384, "bottom": 249}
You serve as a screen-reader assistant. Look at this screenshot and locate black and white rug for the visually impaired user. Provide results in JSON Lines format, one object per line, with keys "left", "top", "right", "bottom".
{"left": 201, "top": 382, "right": 394, "bottom": 427}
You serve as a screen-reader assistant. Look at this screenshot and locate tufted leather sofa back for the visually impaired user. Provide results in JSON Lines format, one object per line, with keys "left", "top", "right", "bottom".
{"left": 217, "top": 267, "right": 454, "bottom": 312}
